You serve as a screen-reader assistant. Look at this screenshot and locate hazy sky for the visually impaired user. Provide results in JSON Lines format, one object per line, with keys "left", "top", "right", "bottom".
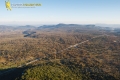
{"left": 0, "top": 0, "right": 120, "bottom": 25}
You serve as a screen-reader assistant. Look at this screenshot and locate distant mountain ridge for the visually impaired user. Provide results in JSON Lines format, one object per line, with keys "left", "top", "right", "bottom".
{"left": 22, "top": 24, "right": 105, "bottom": 38}
{"left": 38, "top": 24, "right": 96, "bottom": 29}
{"left": 0, "top": 25, "right": 36, "bottom": 32}
{"left": 0, "top": 24, "right": 119, "bottom": 33}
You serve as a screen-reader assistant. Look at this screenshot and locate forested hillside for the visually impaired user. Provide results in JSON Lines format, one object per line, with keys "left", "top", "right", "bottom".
{"left": 0, "top": 24, "right": 120, "bottom": 80}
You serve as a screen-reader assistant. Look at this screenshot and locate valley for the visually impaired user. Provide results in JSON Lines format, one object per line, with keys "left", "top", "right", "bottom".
{"left": 0, "top": 24, "right": 120, "bottom": 80}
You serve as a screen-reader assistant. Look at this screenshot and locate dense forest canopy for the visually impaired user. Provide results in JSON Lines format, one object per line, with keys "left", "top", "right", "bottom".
{"left": 0, "top": 24, "right": 120, "bottom": 80}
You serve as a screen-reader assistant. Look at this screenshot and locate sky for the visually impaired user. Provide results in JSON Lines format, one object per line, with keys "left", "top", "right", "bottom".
{"left": 0, "top": 0, "right": 120, "bottom": 25}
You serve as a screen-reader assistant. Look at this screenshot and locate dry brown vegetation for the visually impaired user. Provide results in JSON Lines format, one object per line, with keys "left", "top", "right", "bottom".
{"left": 0, "top": 24, "right": 120, "bottom": 80}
